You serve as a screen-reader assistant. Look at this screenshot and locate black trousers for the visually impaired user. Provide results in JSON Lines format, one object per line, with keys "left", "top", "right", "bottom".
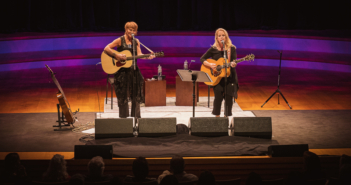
{"left": 118, "top": 101, "right": 141, "bottom": 119}
{"left": 212, "top": 83, "right": 234, "bottom": 116}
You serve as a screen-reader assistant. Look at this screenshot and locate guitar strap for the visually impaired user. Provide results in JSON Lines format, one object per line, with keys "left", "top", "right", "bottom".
{"left": 139, "top": 42, "right": 154, "bottom": 53}
{"left": 227, "top": 46, "right": 231, "bottom": 64}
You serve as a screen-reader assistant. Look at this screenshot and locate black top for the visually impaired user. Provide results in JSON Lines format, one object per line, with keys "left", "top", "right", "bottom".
{"left": 200, "top": 45, "right": 237, "bottom": 62}
{"left": 117, "top": 35, "right": 139, "bottom": 67}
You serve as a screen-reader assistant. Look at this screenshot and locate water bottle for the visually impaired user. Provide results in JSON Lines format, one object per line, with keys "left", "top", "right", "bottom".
{"left": 158, "top": 64, "right": 162, "bottom": 81}
{"left": 184, "top": 60, "right": 188, "bottom": 70}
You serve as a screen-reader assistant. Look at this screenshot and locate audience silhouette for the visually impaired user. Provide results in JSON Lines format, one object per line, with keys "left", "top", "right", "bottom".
{"left": 0, "top": 152, "right": 28, "bottom": 183}
{"left": 157, "top": 155, "right": 198, "bottom": 184}
{"left": 124, "top": 157, "right": 156, "bottom": 183}
{"left": 159, "top": 174, "right": 178, "bottom": 185}
{"left": 197, "top": 171, "right": 215, "bottom": 185}
{"left": 302, "top": 151, "right": 326, "bottom": 180}
{"left": 1, "top": 153, "right": 351, "bottom": 185}
{"left": 42, "top": 154, "right": 69, "bottom": 182}
{"left": 84, "top": 156, "right": 113, "bottom": 183}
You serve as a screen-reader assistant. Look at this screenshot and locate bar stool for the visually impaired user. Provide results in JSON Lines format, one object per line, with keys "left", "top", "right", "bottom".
{"left": 106, "top": 75, "right": 115, "bottom": 109}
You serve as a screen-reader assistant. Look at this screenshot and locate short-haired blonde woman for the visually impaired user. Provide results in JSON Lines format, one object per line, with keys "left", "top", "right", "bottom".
{"left": 104, "top": 22, "right": 154, "bottom": 119}
{"left": 200, "top": 28, "right": 239, "bottom": 117}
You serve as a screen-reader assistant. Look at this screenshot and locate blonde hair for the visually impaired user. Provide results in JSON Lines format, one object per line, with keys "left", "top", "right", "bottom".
{"left": 124, "top": 21, "right": 138, "bottom": 35}
{"left": 213, "top": 28, "right": 236, "bottom": 49}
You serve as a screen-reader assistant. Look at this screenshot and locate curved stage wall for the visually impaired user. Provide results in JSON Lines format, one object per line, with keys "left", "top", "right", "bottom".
{"left": 1, "top": 33, "right": 350, "bottom": 72}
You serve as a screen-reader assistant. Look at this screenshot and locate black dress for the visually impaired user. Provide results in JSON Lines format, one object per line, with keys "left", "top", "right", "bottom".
{"left": 114, "top": 36, "right": 144, "bottom": 118}
{"left": 200, "top": 45, "right": 239, "bottom": 116}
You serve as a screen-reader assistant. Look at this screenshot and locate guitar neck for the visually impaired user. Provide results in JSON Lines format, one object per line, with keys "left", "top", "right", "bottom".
{"left": 126, "top": 54, "right": 151, "bottom": 60}
{"left": 233, "top": 58, "right": 246, "bottom": 64}
{"left": 223, "top": 58, "right": 247, "bottom": 67}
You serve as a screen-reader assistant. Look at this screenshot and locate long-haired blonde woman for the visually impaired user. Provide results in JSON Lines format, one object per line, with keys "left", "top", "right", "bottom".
{"left": 104, "top": 22, "right": 155, "bottom": 119}
{"left": 200, "top": 28, "right": 239, "bottom": 117}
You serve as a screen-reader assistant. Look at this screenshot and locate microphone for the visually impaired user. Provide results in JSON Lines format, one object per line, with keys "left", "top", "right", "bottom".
{"left": 221, "top": 40, "right": 225, "bottom": 45}
{"left": 131, "top": 33, "right": 135, "bottom": 39}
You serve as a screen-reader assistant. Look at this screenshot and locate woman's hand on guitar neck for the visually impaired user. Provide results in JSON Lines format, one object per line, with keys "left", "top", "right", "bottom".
{"left": 146, "top": 52, "right": 155, "bottom": 60}
{"left": 230, "top": 62, "right": 237, "bottom": 68}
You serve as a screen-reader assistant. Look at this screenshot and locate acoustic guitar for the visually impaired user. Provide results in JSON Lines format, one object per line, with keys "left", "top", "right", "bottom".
{"left": 200, "top": 54, "right": 255, "bottom": 86}
{"left": 101, "top": 49, "right": 164, "bottom": 74}
{"left": 45, "top": 65, "right": 75, "bottom": 124}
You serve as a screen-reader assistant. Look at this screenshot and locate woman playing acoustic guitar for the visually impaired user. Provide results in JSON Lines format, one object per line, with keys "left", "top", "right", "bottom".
{"left": 104, "top": 22, "right": 155, "bottom": 119}
{"left": 200, "top": 28, "right": 239, "bottom": 117}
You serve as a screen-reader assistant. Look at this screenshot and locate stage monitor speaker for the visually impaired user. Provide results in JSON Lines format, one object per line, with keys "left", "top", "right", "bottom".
{"left": 95, "top": 118, "right": 134, "bottom": 139}
{"left": 138, "top": 118, "right": 176, "bottom": 137}
{"left": 233, "top": 117, "right": 272, "bottom": 139}
{"left": 268, "top": 144, "right": 309, "bottom": 157}
{"left": 190, "top": 117, "right": 228, "bottom": 137}
{"left": 74, "top": 145, "right": 113, "bottom": 159}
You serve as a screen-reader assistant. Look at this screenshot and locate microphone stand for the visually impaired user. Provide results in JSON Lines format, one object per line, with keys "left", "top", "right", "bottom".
{"left": 261, "top": 51, "right": 292, "bottom": 109}
{"left": 131, "top": 34, "right": 137, "bottom": 121}
{"left": 223, "top": 41, "right": 228, "bottom": 117}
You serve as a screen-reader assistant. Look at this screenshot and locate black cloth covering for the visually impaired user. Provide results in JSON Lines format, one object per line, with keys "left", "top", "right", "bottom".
{"left": 86, "top": 134, "right": 277, "bottom": 158}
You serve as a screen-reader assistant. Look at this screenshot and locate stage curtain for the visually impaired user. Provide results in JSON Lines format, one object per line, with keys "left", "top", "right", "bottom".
{"left": 0, "top": 0, "right": 349, "bottom": 33}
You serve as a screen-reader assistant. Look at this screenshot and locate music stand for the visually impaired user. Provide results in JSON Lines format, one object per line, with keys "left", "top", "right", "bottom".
{"left": 177, "top": 70, "right": 212, "bottom": 117}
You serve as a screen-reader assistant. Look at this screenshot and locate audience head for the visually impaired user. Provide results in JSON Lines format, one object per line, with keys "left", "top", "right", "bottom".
{"left": 198, "top": 171, "right": 215, "bottom": 185}
{"left": 88, "top": 156, "right": 105, "bottom": 177}
{"left": 339, "top": 164, "right": 351, "bottom": 185}
{"left": 132, "top": 157, "right": 149, "bottom": 181}
{"left": 2, "top": 152, "right": 27, "bottom": 181}
{"left": 340, "top": 154, "right": 351, "bottom": 168}
{"left": 69, "top": 174, "right": 85, "bottom": 185}
{"left": 4, "top": 153, "right": 21, "bottom": 172}
{"left": 246, "top": 172, "right": 262, "bottom": 185}
{"left": 43, "top": 154, "right": 68, "bottom": 182}
{"left": 170, "top": 155, "right": 185, "bottom": 174}
{"left": 303, "top": 151, "right": 321, "bottom": 172}
{"left": 160, "top": 175, "right": 178, "bottom": 185}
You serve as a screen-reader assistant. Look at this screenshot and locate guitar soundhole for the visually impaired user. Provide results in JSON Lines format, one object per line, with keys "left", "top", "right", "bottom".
{"left": 211, "top": 69, "right": 221, "bottom": 77}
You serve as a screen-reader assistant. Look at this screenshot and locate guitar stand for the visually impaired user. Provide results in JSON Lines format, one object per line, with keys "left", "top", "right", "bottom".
{"left": 54, "top": 104, "right": 73, "bottom": 131}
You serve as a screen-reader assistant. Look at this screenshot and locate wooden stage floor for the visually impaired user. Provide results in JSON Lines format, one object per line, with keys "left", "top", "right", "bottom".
{"left": 0, "top": 63, "right": 350, "bottom": 114}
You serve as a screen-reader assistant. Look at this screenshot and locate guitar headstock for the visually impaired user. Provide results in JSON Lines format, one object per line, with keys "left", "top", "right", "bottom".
{"left": 154, "top": 51, "right": 164, "bottom": 57}
{"left": 45, "top": 64, "right": 55, "bottom": 76}
{"left": 244, "top": 54, "right": 255, "bottom": 62}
